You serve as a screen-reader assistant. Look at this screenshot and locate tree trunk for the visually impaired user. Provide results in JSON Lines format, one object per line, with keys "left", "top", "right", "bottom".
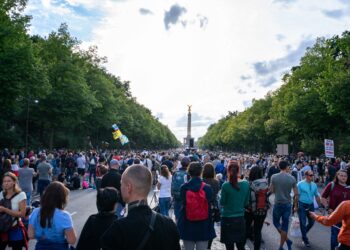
{"left": 49, "top": 128, "right": 54, "bottom": 150}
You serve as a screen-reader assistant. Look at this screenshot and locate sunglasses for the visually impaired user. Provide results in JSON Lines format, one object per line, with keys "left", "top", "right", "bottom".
{"left": 306, "top": 174, "right": 314, "bottom": 177}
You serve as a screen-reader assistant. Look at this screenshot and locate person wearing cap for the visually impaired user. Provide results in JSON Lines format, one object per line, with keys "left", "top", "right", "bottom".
{"left": 301, "top": 160, "right": 311, "bottom": 179}
{"left": 101, "top": 159, "right": 124, "bottom": 218}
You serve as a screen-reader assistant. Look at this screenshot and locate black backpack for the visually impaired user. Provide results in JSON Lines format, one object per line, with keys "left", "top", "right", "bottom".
{"left": 0, "top": 192, "right": 19, "bottom": 232}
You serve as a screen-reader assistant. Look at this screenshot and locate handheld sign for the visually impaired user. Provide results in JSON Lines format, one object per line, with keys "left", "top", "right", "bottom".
{"left": 324, "top": 139, "right": 334, "bottom": 158}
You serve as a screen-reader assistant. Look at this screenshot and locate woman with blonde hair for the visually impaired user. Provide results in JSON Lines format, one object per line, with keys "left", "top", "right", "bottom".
{"left": 28, "top": 182, "right": 76, "bottom": 249}
{"left": 0, "top": 172, "right": 27, "bottom": 250}
{"left": 157, "top": 165, "right": 172, "bottom": 216}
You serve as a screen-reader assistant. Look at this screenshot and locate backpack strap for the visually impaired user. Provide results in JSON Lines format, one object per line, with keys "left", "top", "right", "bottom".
{"left": 136, "top": 210, "right": 157, "bottom": 250}
{"left": 2, "top": 192, "right": 19, "bottom": 201}
{"left": 9, "top": 192, "right": 19, "bottom": 200}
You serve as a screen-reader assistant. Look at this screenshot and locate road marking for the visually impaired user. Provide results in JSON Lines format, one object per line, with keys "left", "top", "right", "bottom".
{"left": 70, "top": 211, "right": 77, "bottom": 216}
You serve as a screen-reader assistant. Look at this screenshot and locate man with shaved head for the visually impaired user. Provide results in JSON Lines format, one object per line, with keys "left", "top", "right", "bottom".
{"left": 101, "top": 164, "right": 180, "bottom": 250}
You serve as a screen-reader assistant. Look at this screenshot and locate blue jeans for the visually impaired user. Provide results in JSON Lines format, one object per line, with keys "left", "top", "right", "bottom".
{"left": 173, "top": 199, "right": 182, "bottom": 221}
{"left": 37, "top": 179, "right": 50, "bottom": 196}
{"left": 159, "top": 197, "right": 171, "bottom": 216}
{"left": 298, "top": 201, "right": 315, "bottom": 242}
{"left": 273, "top": 203, "right": 292, "bottom": 233}
{"left": 89, "top": 168, "right": 96, "bottom": 184}
{"left": 25, "top": 192, "right": 32, "bottom": 206}
{"left": 331, "top": 223, "right": 341, "bottom": 250}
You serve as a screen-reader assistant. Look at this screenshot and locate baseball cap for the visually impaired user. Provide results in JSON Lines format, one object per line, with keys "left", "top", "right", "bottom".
{"left": 110, "top": 159, "right": 119, "bottom": 166}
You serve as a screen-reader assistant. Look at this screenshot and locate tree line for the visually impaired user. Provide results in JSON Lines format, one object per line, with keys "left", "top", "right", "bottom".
{"left": 199, "top": 31, "right": 350, "bottom": 156}
{"left": 0, "top": 0, "right": 180, "bottom": 150}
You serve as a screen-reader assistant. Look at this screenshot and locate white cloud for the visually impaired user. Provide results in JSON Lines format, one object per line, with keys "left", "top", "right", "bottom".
{"left": 26, "top": 0, "right": 350, "bottom": 141}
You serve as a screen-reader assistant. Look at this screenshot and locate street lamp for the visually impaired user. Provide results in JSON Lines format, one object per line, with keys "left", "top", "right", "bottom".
{"left": 25, "top": 99, "right": 39, "bottom": 153}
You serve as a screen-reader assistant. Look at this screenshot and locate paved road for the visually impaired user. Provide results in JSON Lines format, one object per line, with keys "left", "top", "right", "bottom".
{"left": 25, "top": 188, "right": 331, "bottom": 250}
{"left": 27, "top": 188, "right": 98, "bottom": 250}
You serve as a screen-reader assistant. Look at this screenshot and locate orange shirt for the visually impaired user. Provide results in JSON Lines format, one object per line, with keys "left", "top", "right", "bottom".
{"left": 316, "top": 200, "right": 350, "bottom": 246}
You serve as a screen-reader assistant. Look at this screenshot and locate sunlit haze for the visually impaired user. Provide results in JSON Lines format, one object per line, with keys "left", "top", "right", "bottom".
{"left": 26, "top": 0, "right": 350, "bottom": 141}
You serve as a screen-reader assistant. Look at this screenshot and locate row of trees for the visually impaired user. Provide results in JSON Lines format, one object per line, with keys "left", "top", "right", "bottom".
{"left": 199, "top": 31, "right": 350, "bottom": 156}
{"left": 0, "top": 0, "right": 180, "bottom": 150}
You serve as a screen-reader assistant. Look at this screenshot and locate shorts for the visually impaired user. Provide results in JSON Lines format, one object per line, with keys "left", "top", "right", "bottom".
{"left": 273, "top": 203, "right": 292, "bottom": 233}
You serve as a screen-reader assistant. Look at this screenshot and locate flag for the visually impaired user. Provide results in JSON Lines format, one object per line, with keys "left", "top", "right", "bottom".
{"left": 112, "top": 124, "right": 129, "bottom": 145}
{"left": 120, "top": 135, "right": 129, "bottom": 145}
{"left": 112, "top": 124, "right": 119, "bottom": 131}
{"left": 112, "top": 130, "right": 122, "bottom": 140}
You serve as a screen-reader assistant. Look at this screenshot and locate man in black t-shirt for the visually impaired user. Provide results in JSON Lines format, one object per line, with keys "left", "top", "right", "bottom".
{"left": 101, "top": 164, "right": 180, "bottom": 250}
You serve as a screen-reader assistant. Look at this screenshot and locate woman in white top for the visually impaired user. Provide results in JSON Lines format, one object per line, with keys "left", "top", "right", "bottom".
{"left": 0, "top": 172, "right": 27, "bottom": 250}
{"left": 10, "top": 159, "right": 19, "bottom": 177}
{"left": 157, "top": 165, "right": 172, "bottom": 216}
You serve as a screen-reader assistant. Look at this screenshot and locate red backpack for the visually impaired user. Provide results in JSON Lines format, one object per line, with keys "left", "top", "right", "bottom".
{"left": 185, "top": 182, "right": 208, "bottom": 221}
{"left": 250, "top": 179, "right": 270, "bottom": 215}
{"left": 255, "top": 189, "right": 269, "bottom": 213}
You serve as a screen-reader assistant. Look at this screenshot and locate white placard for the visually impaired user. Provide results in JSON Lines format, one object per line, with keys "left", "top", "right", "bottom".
{"left": 324, "top": 139, "right": 334, "bottom": 158}
{"left": 276, "top": 144, "right": 289, "bottom": 155}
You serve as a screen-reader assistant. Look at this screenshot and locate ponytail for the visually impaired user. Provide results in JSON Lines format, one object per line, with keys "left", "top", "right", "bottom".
{"left": 227, "top": 161, "right": 240, "bottom": 190}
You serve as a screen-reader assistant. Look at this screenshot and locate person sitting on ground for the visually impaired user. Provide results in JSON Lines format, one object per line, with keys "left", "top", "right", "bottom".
{"left": 76, "top": 187, "right": 119, "bottom": 250}
{"left": 28, "top": 182, "right": 76, "bottom": 249}
{"left": 68, "top": 172, "right": 81, "bottom": 190}
{"left": 101, "top": 164, "right": 180, "bottom": 250}
{"left": 57, "top": 172, "right": 67, "bottom": 184}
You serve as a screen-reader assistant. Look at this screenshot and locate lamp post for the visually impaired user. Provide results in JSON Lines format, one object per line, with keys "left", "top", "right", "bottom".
{"left": 25, "top": 99, "right": 39, "bottom": 153}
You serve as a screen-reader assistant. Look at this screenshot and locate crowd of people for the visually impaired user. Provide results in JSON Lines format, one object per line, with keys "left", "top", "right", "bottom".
{"left": 0, "top": 148, "right": 350, "bottom": 250}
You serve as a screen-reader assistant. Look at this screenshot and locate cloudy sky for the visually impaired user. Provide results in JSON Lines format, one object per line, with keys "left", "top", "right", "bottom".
{"left": 25, "top": 0, "right": 350, "bottom": 141}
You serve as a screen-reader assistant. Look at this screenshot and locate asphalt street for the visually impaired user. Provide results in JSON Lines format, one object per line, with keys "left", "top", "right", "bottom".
{"left": 27, "top": 188, "right": 98, "bottom": 250}
{"left": 24, "top": 187, "right": 331, "bottom": 250}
